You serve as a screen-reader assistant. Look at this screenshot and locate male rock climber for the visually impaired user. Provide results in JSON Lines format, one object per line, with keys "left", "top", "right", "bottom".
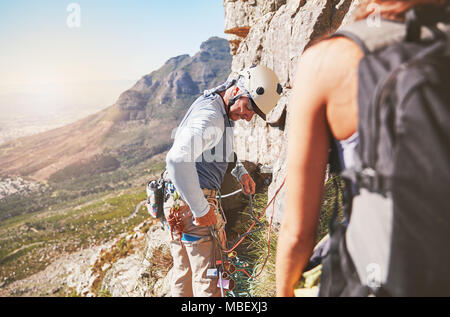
{"left": 165, "top": 65, "right": 283, "bottom": 297}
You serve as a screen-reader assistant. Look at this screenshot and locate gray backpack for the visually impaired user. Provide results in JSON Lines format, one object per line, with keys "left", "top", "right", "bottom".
{"left": 320, "top": 7, "right": 450, "bottom": 296}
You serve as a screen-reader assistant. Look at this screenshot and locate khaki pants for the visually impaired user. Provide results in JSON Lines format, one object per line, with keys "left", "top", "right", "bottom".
{"left": 164, "top": 195, "right": 226, "bottom": 297}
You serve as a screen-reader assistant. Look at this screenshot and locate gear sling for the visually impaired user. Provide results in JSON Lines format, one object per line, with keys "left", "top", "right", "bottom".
{"left": 320, "top": 7, "right": 450, "bottom": 296}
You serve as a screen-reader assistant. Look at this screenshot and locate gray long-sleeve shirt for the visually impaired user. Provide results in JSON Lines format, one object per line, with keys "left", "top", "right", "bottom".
{"left": 166, "top": 90, "right": 248, "bottom": 218}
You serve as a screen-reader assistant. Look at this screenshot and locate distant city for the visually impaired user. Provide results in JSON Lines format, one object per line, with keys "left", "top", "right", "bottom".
{"left": 0, "top": 80, "right": 135, "bottom": 145}
{"left": 0, "top": 107, "right": 106, "bottom": 144}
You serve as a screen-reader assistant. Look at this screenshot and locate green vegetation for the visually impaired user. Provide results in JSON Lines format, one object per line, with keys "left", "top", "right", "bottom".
{"left": 0, "top": 155, "right": 343, "bottom": 295}
{"left": 69, "top": 289, "right": 81, "bottom": 297}
{"left": 227, "top": 192, "right": 276, "bottom": 297}
{"left": 139, "top": 244, "right": 173, "bottom": 297}
{"left": 0, "top": 186, "right": 149, "bottom": 285}
{"left": 0, "top": 154, "right": 167, "bottom": 222}
{"left": 228, "top": 175, "right": 343, "bottom": 297}
{"left": 318, "top": 174, "right": 345, "bottom": 242}
{"left": 49, "top": 154, "right": 121, "bottom": 183}
{"left": 98, "top": 289, "right": 112, "bottom": 297}
{"left": 90, "top": 237, "right": 135, "bottom": 295}
{"left": 0, "top": 36, "right": 233, "bottom": 293}
{"left": 0, "top": 147, "right": 166, "bottom": 287}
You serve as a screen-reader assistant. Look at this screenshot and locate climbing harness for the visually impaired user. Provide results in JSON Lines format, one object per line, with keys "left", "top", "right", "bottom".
{"left": 217, "top": 188, "right": 242, "bottom": 199}
{"left": 209, "top": 177, "right": 286, "bottom": 296}
{"left": 131, "top": 174, "right": 286, "bottom": 297}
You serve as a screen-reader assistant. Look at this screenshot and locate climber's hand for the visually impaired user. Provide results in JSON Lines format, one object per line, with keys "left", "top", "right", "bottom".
{"left": 240, "top": 174, "right": 256, "bottom": 195}
{"left": 193, "top": 205, "right": 217, "bottom": 227}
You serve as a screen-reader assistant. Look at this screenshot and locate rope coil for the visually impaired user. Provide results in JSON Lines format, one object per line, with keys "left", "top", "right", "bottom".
{"left": 211, "top": 177, "right": 286, "bottom": 284}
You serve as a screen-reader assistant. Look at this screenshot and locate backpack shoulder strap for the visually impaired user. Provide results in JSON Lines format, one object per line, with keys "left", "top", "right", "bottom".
{"left": 331, "top": 19, "right": 407, "bottom": 54}
{"left": 332, "top": 18, "right": 450, "bottom": 54}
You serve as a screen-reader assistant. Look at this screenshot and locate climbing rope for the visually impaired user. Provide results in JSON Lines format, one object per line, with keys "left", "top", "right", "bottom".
{"left": 211, "top": 177, "right": 286, "bottom": 287}
{"left": 217, "top": 188, "right": 242, "bottom": 199}
{"left": 221, "top": 177, "right": 286, "bottom": 254}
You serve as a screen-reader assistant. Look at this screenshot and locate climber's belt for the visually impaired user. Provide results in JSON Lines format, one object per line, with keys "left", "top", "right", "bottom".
{"left": 181, "top": 233, "right": 202, "bottom": 243}
{"left": 173, "top": 188, "right": 217, "bottom": 202}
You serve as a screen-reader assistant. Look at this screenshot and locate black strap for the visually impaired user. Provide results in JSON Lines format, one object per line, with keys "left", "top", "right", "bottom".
{"left": 330, "top": 30, "right": 370, "bottom": 55}
{"left": 406, "top": 9, "right": 422, "bottom": 42}
{"left": 413, "top": 4, "right": 450, "bottom": 26}
{"left": 328, "top": 137, "right": 343, "bottom": 175}
{"left": 406, "top": 6, "right": 450, "bottom": 42}
{"left": 357, "top": 173, "right": 392, "bottom": 196}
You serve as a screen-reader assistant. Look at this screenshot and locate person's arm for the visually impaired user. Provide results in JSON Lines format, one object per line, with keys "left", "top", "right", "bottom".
{"left": 276, "top": 36, "right": 362, "bottom": 296}
{"left": 231, "top": 160, "right": 248, "bottom": 181}
{"left": 231, "top": 160, "right": 255, "bottom": 195}
{"left": 275, "top": 42, "right": 332, "bottom": 297}
{"left": 166, "top": 108, "right": 224, "bottom": 219}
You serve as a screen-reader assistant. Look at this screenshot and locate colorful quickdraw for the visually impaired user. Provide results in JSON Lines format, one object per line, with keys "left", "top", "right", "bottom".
{"left": 167, "top": 191, "right": 184, "bottom": 244}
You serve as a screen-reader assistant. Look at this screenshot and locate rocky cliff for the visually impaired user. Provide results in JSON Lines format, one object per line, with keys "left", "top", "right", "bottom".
{"left": 224, "top": 0, "right": 359, "bottom": 225}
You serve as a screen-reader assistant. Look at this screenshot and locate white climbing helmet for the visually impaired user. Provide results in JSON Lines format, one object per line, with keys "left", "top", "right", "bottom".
{"left": 238, "top": 65, "right": 283, "bottom": 120}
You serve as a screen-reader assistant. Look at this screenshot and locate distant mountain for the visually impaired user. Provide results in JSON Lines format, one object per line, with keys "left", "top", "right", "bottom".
{"left": 118, "top": 37, "right": 231, "bottom": 121}
{"left": 0, "top": 37, "right": 232, "bottom": 182}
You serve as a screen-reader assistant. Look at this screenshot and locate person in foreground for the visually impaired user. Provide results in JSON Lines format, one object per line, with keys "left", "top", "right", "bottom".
{"left": 276, "top": 0, "right": 450, "bottom": 297}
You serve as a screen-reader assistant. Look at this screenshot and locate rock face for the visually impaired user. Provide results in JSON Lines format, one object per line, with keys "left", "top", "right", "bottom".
{"left": 0, "top": 219, "right": 171, "bottom": 298}
{"left": 223, "top": 0, "right": 359, "bottom": 225}
{"left": 101, "top": 224, "right": 172, "bottom": 297}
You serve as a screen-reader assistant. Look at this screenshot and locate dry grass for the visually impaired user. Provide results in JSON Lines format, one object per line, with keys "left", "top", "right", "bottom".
{"left": 229, "top": 175, "right": 343, "bottom": 297}
{"left": 140, "top": 245, "right": 173, "bottom": 296}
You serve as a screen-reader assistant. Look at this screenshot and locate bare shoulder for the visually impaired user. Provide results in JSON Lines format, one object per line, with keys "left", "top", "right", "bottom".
{"left": 289, "top": 36, "right": 362, "bottom": 139}
{"left": 297, "top": 36, "right": 363, "bottom": 87}
{"left": 291, "top": 36, "right": 362, "bottom": 115}
{"left": 303, "top": 36, "right": 363, "bottom": 62}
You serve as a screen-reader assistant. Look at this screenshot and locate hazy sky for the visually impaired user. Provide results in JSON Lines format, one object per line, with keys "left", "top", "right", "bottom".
{"left": 0, "top": 0, "right": 226, "bottom": 111}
